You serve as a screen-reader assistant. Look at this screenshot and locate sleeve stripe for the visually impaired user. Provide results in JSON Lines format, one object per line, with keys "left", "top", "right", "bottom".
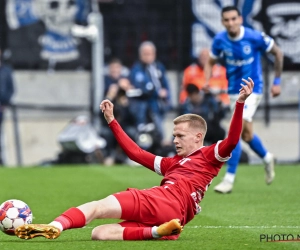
{"left": 214, "top": 140, "right": 231, "bottom": 162}
{"left": 154, "top": 156, "right": 163, "bottom": 176}
{"left": 266, "top": 39, "right": 274, "bottom": 52}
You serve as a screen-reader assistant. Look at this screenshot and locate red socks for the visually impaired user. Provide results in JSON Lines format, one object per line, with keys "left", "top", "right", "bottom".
{"left": 123, "top": 227, "right": 153, "bottom": 240}
{"left": 54, "top": 207, "right": 155, "bottom": 240}
{"left": 54, "top": 207, "right": 86, "bottom": 230}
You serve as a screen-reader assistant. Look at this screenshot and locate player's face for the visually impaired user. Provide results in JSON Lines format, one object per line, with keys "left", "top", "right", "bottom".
{"left": 222, "top": 10, "right": 243, "bottom": 37}
{"left": 173, "top": 122, "right": 202, "bottom": 157}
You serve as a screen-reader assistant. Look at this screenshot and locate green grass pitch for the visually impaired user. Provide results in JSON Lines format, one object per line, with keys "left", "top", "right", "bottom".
{"left": 0, "top": 164, "right": 300, "bottom": 250}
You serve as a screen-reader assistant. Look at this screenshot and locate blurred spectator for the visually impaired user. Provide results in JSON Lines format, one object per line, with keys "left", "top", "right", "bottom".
{"left": 129, "top": 41, "right": 172, "bottom": 142}
{"left": 179, "top": 84, "right": 226, "bottom": 145}
{"left": 100, "top": 77, "right": 137, "bottom": 165}
{"left": 0, "top": 49, "right": 15, "bottom": 165}
{"left": 180, "top": 48, "right": 229, "bottom": 107}
{"left": 104, "top": 58, "right": 129, "bottom": 97}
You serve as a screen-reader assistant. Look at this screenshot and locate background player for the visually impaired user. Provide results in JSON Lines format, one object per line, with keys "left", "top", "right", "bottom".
{"left": 205, "top": 6, "right": 284, "bottom": 194}
{"left": 15, "top": 78, "right": 254, "bottom": 241}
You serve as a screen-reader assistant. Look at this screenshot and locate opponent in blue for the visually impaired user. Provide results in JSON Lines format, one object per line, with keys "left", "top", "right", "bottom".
{"left": 205, "top": 6, "right": 283, "bottom": 193}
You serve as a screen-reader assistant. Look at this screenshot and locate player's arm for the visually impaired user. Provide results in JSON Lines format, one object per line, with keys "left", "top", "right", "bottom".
{"left": 269, "top": 43, "right": 284, "bottom": 97}
{"left": 100, "top": 100, "right": 156, "bottom": 171}
{"left": 216, "top": 78, "right": 254, "bottom": 159}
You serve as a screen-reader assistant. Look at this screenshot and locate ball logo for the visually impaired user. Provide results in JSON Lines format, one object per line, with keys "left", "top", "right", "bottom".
{"left": 19, "top": 207, "right": 31, "bottom": 219}
{"left": 2, "top": 202, "right": 14, "bottom": 210}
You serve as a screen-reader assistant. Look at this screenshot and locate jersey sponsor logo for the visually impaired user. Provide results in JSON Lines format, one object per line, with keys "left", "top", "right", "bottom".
{"left": 178, "top": 158, "right": 191, "bottom": 165}
{"left": 226, "top": 57, "right": 254, "bottom": 67}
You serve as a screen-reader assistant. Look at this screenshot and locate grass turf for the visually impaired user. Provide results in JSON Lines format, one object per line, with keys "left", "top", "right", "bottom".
{"left": 0, "top": 164, "right": 300, "bottom": 250}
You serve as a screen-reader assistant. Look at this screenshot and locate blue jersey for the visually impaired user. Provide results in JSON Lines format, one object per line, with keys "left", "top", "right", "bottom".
{"left": 211, "top": 26, "right": 274, "bottom": 94}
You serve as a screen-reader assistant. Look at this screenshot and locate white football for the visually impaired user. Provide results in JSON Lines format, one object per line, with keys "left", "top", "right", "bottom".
{"left": 0, "top": 199, "right": 33, "bottom": 235}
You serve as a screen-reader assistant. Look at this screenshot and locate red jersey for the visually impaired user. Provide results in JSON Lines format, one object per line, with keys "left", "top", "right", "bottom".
{"left": 155, "top": 143, "right": 230, "bottom": 219}
{"left": 109, "top": 102, "right": 243, "bottom": 224}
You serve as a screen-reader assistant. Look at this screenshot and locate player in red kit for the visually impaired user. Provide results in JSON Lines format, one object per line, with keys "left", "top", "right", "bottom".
{"left": 15, "top": 78, "right": 254, "bottom": 241}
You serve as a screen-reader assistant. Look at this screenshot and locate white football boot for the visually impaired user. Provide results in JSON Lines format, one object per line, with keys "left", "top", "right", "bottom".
{"left": 214, "top": 179, "right": 233, "bottom": 194}
{"left": 264, "top": 153, "right": 275, "bottom": 185}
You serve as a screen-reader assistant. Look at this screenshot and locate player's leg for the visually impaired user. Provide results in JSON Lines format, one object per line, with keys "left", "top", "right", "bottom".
{"left": 15, "top": 188, "right": 183, "bottom": 240}
{"left": 15, "top": 195, "right": 122, "bottom": 239}
{"left": 91, "top": 220, "right": 182, "bottom": 241}
{"left": 242, "top": 121, "right": 275, "bottom": 184}
{"left": 49, "top": 194, "right": 121, "bottom": 231}
{"left": 214, "top": 140, "right": 242, "bottom": 193}
{"left": 241, "top": 93, "right": 275, "bottom": 184}
{"left": 90, "top": 189, "right": 184, "bottom": 241}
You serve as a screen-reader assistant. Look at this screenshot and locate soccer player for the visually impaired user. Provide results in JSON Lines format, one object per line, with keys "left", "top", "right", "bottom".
{"left": 204, "top": 6, "right": 284, "bottom": 194}
{"left": 15, "top": 78, "right": 254, "bottom": 241}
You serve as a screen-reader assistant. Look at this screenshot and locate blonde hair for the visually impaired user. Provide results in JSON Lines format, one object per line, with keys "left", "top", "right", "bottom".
{"left": 173, "top": 114, "right": 207, "bottom": 137}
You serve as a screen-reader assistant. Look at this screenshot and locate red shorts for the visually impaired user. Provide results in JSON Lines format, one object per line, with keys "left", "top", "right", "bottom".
{"left": 113, "top": 186, "right": 185, "bottom": 226}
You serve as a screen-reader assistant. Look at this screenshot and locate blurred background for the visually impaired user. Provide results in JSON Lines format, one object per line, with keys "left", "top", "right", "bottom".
{"left": 0, "top": 0, "right": 299, "bottom": 167}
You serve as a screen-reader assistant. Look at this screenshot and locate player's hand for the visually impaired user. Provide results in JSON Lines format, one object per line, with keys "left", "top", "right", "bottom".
{"left": 271, "top": 85, "right": 281, "bottom": 97}
{"left": 100, "top": 99, "right": 115, "bottom": 124}
{"left": 237, "top": 77, "right": 254, "bottom": 103}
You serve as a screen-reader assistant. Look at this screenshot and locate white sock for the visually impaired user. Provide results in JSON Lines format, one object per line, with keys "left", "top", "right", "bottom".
{"left": 49, "top": 221, "right": 63, "bottom": 232}
{"left": 224, "top": 172, "right": 235, "bottom": 183}
{"left": 151, "top": 226, "right": 160, "bottom": 238}
{"left": 263, "top": 152, "right": 273, "bottom": 164}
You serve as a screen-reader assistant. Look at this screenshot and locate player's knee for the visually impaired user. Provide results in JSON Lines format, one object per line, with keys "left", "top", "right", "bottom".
{"left": 86, "top": 200, "right": 103, "bottom": 218}
{"left": 88, "top": 199, "right": 110, "bottom": 218}
{"left": 91, "top": 225, "right": 109, "bottom": 240}
{"left": 241, "top": 131, "right": 252, "bottom": 142}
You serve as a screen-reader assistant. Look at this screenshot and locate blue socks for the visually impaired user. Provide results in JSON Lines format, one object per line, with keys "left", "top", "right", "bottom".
{"left": 227, "top": 140, "right": 242, "bottom": 174}
{"left": 224, "top": 135, "right": 269, "bottom": 183}
{"left": 247, "top": 134, "right": 267, "bottom": 158}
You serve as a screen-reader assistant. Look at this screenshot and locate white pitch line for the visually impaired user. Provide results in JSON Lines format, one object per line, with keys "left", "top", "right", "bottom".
{"left": 186, "top": 225, "right": 300, "bottom": 229}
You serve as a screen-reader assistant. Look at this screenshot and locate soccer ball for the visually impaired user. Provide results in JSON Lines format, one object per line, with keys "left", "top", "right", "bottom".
{"left": 0, "top": 199, "right": 33, "bottom": 235}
